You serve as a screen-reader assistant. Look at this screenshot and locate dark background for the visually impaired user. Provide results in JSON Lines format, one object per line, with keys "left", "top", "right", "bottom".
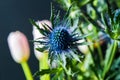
{"left": 0, "top": 0, "right": 52, "bottom": 80}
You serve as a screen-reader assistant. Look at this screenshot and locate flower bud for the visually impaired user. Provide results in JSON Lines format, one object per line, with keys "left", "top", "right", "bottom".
{"left": 32, "top": 20, "right": 52, "bottom": 60}
{"left": 7, "top": 31, "right": 30, "bottom": 63}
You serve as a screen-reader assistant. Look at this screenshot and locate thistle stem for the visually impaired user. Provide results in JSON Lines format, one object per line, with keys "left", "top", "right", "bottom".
{"left": 60, "top": 62, "right": 72, "bottom": 80}
{"left": 39, "top": 51, "right": 50, "bottom": 80}
{"left": 102, "top": 40, "right": 118, "bottom": 79}
{"left": 21, "top": 62, "right": 33, "bottom": 80}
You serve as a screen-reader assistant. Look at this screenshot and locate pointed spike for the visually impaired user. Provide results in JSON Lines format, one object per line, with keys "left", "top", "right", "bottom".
{"left": 72, "top": 32, "right": 93, "bottom": 40}
{"left": 53, "top": 10, "right": 61, "bottom": 26}
{"left": 29, "top": 19, "right": 40, "bottom": 30}
{"left": 106, "top": 0, "right": 113, "bottom": 16}
{"left": 102, "top": 14, "right": 111, "bottom": 30}
{"left": 72, "top": 27, "right": 78, "bottom": 33}
{"left": 36, "top": 46, "right": 48, "bottom": 52}
{"left": 64, "top": 19, "right": 71, "bottom": 27}
{"left": 44, "top": 23, "right": 53, "bottom": 31}
{"left": 29, "top": 19, "right": 48, "bottom": 36}
{"left": 30, "top": 40, "right": 47, "bottom": 44}
{"left": 70, "top": 52, "right": 81, "bottom": 63}
{"left": 63, "top": 3, "right": 73, "bottom": 20}
{"left": 55, "top": 10, "right": 60, "bottom": 20}
{"left": 76, "top": 42, "right": 92, "bottom": 46}
{"left": 81, "top": 32, "right": 93, "bottom": 38}
{"left": 54, "top": 10, "right": 61, "bottom": 25}
{"left": 36, "top": 36, "right": 48, "bottom": 40}
{"left": 41, "top": 23, "right": 51, "bottom": 34}
{"left": 71, "top": 33, "right": 78, "bottom": 37}
{"left": 105, "top": 0, "right": 114, "bottom": 23}
{"left": 50, "top": 3, "right": 55, "bottom": 27}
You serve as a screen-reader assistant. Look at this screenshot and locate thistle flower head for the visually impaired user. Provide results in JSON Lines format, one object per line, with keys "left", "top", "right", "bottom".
{"left": 30, "top": 7, "right": 88, "bottom": 63}
{"left": 49, "top": 27, "right": 72, "bottom": 53}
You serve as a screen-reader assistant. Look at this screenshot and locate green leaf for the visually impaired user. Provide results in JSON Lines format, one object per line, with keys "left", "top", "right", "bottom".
{"left": 76, "top": 42, "right": 92, "bottom": 46}
{"left": 52, "top": 68, "right": 63, "bottom": 80}
{"left": 50, "top": 3, "right": 55, "bottom": 28}
{"left": 36, "top": 46, "right": 47, "bottom": 52}
{"left": 102, "top": 14, "right": 110, "bottom": 29}
{"left": 33, "top": 68, "right": 62, "bottom": 78}
{"left": 103, "top": 41, "right": 118, "bottom": 78}
{"left": 78, "top": 0, "right": 93, "bottom": 7}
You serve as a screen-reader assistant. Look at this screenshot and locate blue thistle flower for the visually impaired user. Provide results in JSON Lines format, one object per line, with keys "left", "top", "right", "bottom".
{"left": 30, "top": 6, "right": 88, "bottom": 63}
{"left": 49, "top": 27, "right": 71, "bottom": 53}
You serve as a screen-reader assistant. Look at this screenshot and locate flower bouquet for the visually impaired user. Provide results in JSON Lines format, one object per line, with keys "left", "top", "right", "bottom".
{"left": 7, "top": 0, "right": 120, "bottom": 80}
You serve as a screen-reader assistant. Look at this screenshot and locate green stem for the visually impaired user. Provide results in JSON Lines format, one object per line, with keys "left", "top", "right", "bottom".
{"left": 102, "top": 40, "right": 118, "bottom": 79}
{"left": 39, "top": 51, "right": 50, "bottom": 80}
{"left": 79, "top": 26, "right": 101, "bottom": 80}
{"left": 94, "top": 41, "right": 103, "bottom": 64}
{"left": 21, "top": 62, "right": 33, "bottom": 80}
{"left": 96, "top": 42, "right": 103, "bottom": 62}
{"left": 60, "top": 62, "right": 72, "bottom": 80}
{"left": 94, "top": 28, "right": 103, "bottom": 63}
{"left": 79, "top": 27, "right": 95, "bottom": 65}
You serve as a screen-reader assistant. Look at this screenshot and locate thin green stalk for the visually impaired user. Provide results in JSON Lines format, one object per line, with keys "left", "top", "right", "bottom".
{"left": 94, "top": 29, "right": 103, "bottom": 63}
{"left": 79, "top": 26, "right": 101, "bottom": 80}
{"left": 102, "top": 40, "right": 118, "bottom": 79}
{"left": 39, "top": 51, "right": 50, "bottom": 80}
{"left": 21, "top": 62, "right": 33, "bottom": 80}
{"left": 79, "top": 27, "right": 95, "bottom": 65}
{"left": 95, "top": 42, "right": 103, "bottom": 62}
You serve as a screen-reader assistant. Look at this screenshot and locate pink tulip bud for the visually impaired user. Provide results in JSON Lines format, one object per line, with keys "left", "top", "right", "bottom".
{"left": 7, "top": 31, "right": 30, "bottom": 63}
{"left": 32, "top": 20, "right": 51, "bottom": 60}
